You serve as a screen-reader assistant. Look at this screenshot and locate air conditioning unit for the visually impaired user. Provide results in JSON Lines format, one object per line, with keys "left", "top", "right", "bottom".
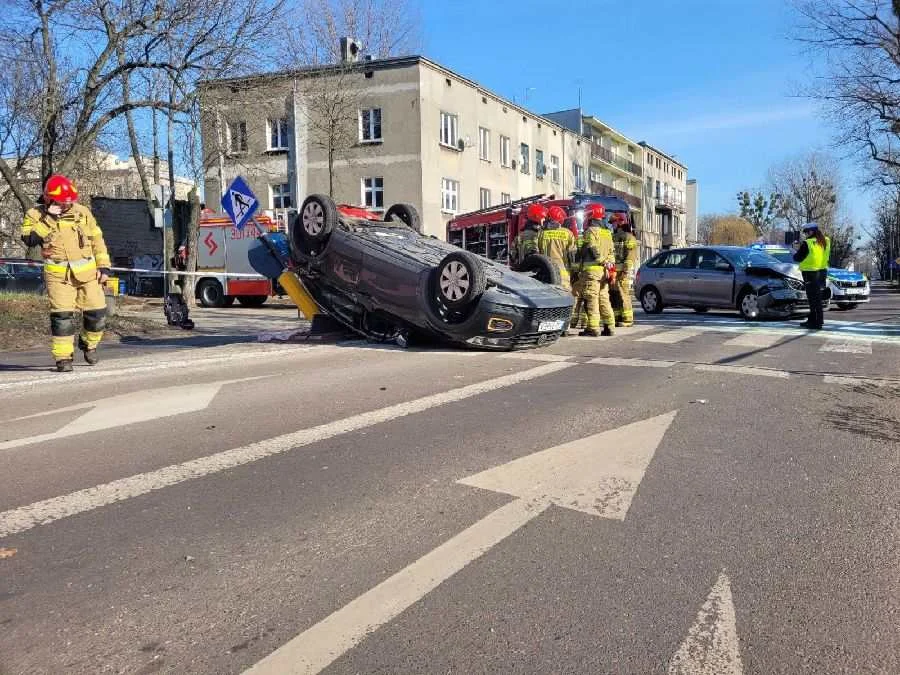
{"left": 457, "top": 138, "right": 465, "bottom": 151}
{"left": 339, "top": 37, "right": 363, "bottom": 64}
{"left": 511, "top": 159, "right": 518, "bottom": 170}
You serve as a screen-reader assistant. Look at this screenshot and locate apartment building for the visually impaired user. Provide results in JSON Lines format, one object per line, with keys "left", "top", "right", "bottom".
{"left": 199, "top": 55, "right": 591, "bottom": 238}
{"left": 686, "top": 179, "right": 698, "bottom": 244}
{"left": 640, "top": 142, "right": 688, "bottom": 257}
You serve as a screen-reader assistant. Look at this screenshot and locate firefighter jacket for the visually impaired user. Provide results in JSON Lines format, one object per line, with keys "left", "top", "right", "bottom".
{"left": 537, "top": 223, "right": 577, "bottom": 271}
{"left": 511, "top": 221, "right": 541, "bottom": 267}
{"left": 21, "top": 203, "right": 111, "bottom": 282}
{"left": 579, "top": 224, "right": 615, "bottom": 272}
{"left": 613, "top": 229, "right": 639, "bottom": 274}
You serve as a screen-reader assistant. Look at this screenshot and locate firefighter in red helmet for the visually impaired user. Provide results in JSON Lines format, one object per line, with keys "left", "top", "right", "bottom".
{"left": 611, "top": 212, "right": 638, "bottom": 327}
{"left": 21, "top": 174, "right": 111, "bottom": 372}
{"left": 510, "top": 202, "right": 546, "bottom": 269}
{"left": 574, "top": 202, "right": 616, "bottom": 336}
{"left": 537, "top": 205, "right": 577, "bottom": 291}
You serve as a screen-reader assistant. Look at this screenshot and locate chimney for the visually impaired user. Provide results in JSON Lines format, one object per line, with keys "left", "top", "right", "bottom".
{"left": 339, "top": 37, "right": 363, "bottom": 64}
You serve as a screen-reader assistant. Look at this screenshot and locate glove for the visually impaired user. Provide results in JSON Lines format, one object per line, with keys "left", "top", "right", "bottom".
{"left": 21, "top": 232, "right": 45, "bottom": 248}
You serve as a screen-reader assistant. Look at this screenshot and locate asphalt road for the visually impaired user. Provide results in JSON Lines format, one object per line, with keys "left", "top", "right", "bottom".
{"left": 1, "top": 288, "right": 898, "bottom": 674}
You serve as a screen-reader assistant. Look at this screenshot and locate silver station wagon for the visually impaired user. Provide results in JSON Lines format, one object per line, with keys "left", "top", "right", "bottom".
{"left": 634, "top": 246, "right": 813, "bottom": 320}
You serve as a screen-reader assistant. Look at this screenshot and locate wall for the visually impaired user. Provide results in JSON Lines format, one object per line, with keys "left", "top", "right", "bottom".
{"left": 90, "top": 197, "right": 162, "bottom": 263}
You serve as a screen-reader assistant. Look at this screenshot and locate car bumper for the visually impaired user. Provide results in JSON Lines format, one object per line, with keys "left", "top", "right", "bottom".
{"left": 830, "top": 288, "right": 870, "bottom": 304}
{"left": 757, "top": 288, "right": 813, "bottom": 317}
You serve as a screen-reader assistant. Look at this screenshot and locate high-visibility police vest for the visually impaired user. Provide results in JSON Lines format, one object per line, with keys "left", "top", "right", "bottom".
{"left": 798, "top": 236, "right": 831, "bottom": 272}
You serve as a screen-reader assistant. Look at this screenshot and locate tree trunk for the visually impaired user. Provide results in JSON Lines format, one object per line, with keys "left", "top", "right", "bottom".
{"left": 165, "top": 84, "right": 176, "bottom": 294}
{"left": 183, "top": 187, "right": 200, "bottom": 307}
{"left": 152, "top": 108, "right": 161, "bottom": 184}
{"left": 118, "top": 45, "right": 154, "bottom": 210}
{"left": 328, "top": 147, "right": 334, "bottom": 196}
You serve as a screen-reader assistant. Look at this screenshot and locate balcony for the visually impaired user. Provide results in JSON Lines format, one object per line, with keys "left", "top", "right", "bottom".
{"left": 590, "top": 143, "right": 642, "bottom": 177}
{"left": 654, "top": 193, "right": 686, "bottom": 214}
{"left": 590, "top": 181, "right": 642, "bottom": 210}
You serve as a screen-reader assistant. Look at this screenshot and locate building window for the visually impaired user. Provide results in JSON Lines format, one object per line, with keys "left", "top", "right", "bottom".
{"left": 500, "top": 136, "right": 511, "bottom": 167}
{"left": 480, "top": 188, "right": 491, "bottom": 209}
{"left": 520, "top": 143, "right": 530, "bottom": 174}
{"left": 550, "top": 155, "right": 560, "bottom": 183}
{"left": 440, "top": 111, "right": 459, "bottom": 147}
{"left": 655, "top": 180, "right": 661, "bottom": 198}
{"left": 573, "top": 162, "right": 585, "bottom": 190}
{"left": 535, "top": 149, "right": 545, "bottom": 178}
{"left": 268, "top": 118, "right": 289, "bottom": 150}
{"left": 271, "top": 183, "right": 292, "bottom": 209}
{"left": 359, "top": 108, "right": 382, "bottom": 142}
{"left": 227, "top": 121, "right": 247, "bottom": 153}
{"left": 479, "top": 127, "right": 490, "bottom": 161}
{"left": 656, "top": 157, "right": 661, "bottom": 169}
{"left": 501, "top": 192, "right": 511, "bottom": 204}
{"left": 362, "top": 177, "right": 384, "bottom": 210}
{"left": 441, "top": 178, "right": 459, "bottom": 213}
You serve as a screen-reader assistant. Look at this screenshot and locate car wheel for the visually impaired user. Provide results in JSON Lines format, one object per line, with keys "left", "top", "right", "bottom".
{"left": 434, "top": 250, "right": 486, "bottom": 310}
{"left": 518, "top": 253, "right": 562, "bottom": 285}
{"left": 847, "top": 302, "right": 859, "bottom": 309}
{"left": 297, "top": 194, "right": 338, "bottom": 242}
{"left": 640, "top": 286, "right": 663, "bottom": 314}
{"left": 738, "top": 289, "right": 761, "bottom": 320}
{"left": 385, "top": 203, "right": 422, "bottom": 234}
{"left": 197, "top": 279, "right": 225, "bottom": 308}
{"left": 693, "top": 306, "right": 709, "bottom": 313}
{"left": 237, "top": 295, "right": 267, "bottom": 307}
{"left": 223, "top": 295, "right": 236, "bottom": 307}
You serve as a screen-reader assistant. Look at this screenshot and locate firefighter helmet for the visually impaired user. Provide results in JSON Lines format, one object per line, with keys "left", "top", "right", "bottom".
{"left": 585, "top": 203, "right": 606, "bottom": 222}
{"left": 609, "top": 212, "right": 626, "bottom": 226}
{"left": 43, "top": 175, "right": 78, "bottom": 205}
{"left": 547, "top": 205, "right": 566, "bottom": 223}
{"left": 526, "top": 203, "right": 548, "bottom": 222}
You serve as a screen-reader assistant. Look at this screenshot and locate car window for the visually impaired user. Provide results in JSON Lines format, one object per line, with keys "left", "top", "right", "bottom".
{"left": 661, "top": 251, "right": 693, "bottom": 269}
{"left": 721, "top": 248, "right": 782, "bottom": 268}
{"left": 696, "top": 250, "right": 730, "bottom": 271}
{"left": 644, "top": 253, "right": 665, "bottom": 268}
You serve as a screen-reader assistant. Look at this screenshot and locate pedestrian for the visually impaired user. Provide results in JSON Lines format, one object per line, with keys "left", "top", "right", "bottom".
{"left": 792, "top": 222, "right": 830, "bottom": 330}
{"left": 575, "top": 203, "right": 616, "bottom": 337}
{"left": 509, "top": 203, "right": 546, "bottom": 269}
{"left": 612, "top": 212, "right": 639, "bottom": 327}
{"left": 537, "top": 205, "right": 577, "bottom": 291}
{"left": 20, "top": 175, "right": 112, "bottom": 372}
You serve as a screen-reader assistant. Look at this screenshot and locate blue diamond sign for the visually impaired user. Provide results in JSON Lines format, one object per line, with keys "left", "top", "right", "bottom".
{"left": 221, "top": 176, "right": 259, "bottom": 231}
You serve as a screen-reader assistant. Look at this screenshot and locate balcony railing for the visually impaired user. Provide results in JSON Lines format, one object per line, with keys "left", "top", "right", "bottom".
{"left": 590, "top": 181, "right": 642, "bottom": 210}
{"left": 590, "top": 142, "right": 642, "bottom": 177}
{"left": 654, "top": 193, "right": 686, "bottom": 213}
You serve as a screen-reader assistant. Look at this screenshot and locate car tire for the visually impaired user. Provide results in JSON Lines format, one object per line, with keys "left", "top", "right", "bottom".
{"left": 237, "top": 295, "right": 268, "bottom": 307}
{"left": 296, "top": 194, "right": 338, "bottom": 245}
{"left": 640, "top": 286, "right": 664, "bottom": 314}
{"left": 738, "top": 288, "right": 761, "bottom": 320}
{"left": 518, "top": 253, "right": 562, "bottom": 285}
{"left": 433, "top": 250, "right": 486, "bottom": 310}
{"left": 223, "top": 295, "right": 236, "bottom": 307}
{"left": 693, "top": 306, "right": 709, "bottom": 313}
{"left": 385, "top": 203, "right": 422, "bottom": 234}
{"left": 197, "top": 279, "right": 225, "bottom": 308}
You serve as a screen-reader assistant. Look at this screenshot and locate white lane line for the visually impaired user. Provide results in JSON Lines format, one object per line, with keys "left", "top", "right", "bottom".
{"left": 695, "top": 364, "right": 790, "bottom": 379}
{"left": 588, "top": 357, "right": 677, "bottom": 368}
{"left": 819, "top": 340, "right": 872, "bottom": 354}
{"left": 499, "top": 352, "right": 574, "bottom": 362}
{"left": 638, "top": 329, "right": 701, "bottom": 344}
{"left": 668, "top": 571, "right": 743, "bottom": 674}
{"left": 823, "top": 375, "right": 894, "bottom": 387}
{"left": 723, "top": 333, "right": 783, "bottom": 348}
{"left": 0, "top": 362, "right": 572, "bottom": 539}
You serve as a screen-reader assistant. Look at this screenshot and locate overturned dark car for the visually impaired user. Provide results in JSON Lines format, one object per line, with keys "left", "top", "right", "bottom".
{"left": 251, "top": 194, "right": 574, "bottom": 349}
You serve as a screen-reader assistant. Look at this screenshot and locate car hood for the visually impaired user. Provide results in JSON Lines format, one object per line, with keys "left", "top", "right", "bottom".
{"left": 746, "top": 261, "right": 802, "bottom": 281}
{"left": 827, "top": 267, "right": 866, "bottom": 281}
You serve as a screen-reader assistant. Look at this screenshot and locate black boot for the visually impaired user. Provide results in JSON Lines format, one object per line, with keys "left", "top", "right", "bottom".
{"left": 79, "top": 338, "right": 99, "bottom": 365}
{"left": 56, "top": 359, "right": 73, "bottom": 373}
{"left": 579, "top": 328, "right": 600, "bottom": 337}
{"left": 601, "top": 326, "right": 614, "bottom": 337}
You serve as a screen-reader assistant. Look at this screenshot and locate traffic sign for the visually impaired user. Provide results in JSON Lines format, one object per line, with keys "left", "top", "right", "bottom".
{"left": 221, "top": 176, "right": 259, "bottom": 231}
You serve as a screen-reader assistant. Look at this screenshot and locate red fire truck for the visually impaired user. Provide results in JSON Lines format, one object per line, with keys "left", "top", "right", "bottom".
{"left": 446, "top": 192, "right": 635, "bottom": 265}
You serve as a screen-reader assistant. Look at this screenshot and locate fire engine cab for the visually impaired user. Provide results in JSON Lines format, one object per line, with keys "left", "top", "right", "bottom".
{"left": 446, "top": 192, "right": 635, "bottom": 265}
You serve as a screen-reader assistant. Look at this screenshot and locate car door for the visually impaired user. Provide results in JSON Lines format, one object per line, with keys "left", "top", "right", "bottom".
{"left": 690, "top": 249, "right": 735, "bottom": 307}
{"left": 655, "top": 249, "right": 695, "bottom": 304}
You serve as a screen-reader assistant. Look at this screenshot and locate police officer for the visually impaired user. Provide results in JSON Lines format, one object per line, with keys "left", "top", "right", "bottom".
{"left": 510, "top": 203, "right": 547, "bottom": 269}
{"left": 612, "top": 212, "right": 639, "bottom": 327}
{"left": 576, "top": 203, "right": 616, "bottom": 336}
{"left": 537, "top": 205, "right": 577, "bottom": 291}
{"left": 793, "top": 222, "right": 831, "bottom": 330}
{"left": 21, "top": 175, "right": 111, "bottom": 372}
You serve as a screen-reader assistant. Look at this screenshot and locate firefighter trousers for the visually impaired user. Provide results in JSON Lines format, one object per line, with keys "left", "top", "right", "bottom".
{"left": 579, "top": 269, "right": 614, "bottom": 331}
{"left": 615, "top": 274, "right": 634, "bottom": 326}
{"left": 47, "top": 269, "right": 107, "bottom": 360}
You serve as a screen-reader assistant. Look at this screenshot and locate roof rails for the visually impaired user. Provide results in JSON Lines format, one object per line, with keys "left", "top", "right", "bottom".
{"left": 449, "top": 193, "right": 553, "bottom": 221}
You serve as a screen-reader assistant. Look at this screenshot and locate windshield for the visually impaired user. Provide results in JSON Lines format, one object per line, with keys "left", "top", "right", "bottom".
{"left": 722, "top": 248, "right": 785, "bottom": 268}
{"left": 765, "top": 249, "right": 795, "bottom": 264}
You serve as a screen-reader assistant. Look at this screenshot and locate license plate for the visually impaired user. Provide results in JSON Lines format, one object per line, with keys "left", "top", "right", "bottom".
{"left": 538, "top": 319, "right": 565, "bottom": 332}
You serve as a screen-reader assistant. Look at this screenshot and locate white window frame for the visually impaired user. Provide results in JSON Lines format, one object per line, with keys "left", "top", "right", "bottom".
{"left": 501, "top": 192, "right": 511, "bottom": 204}
{"left": 550, "top": 155, "right": 560, "bottom": 183}
{"left": 479, "top": 127, "right": 490, "bottom": 161}
{"left": 479, "top": 187, "right": 491, "bottom": 209}
{"left": 268, "top": 118, "right": 289, "bottom": 150}
{"left": 359, "top": 108, "right": 382, "bottom": 143}
{"left": 520, "top": 143, "right": 530, "bottom": 175}
{"left": 500, "top": 135, "right": 510, "bottom": 167}
{"left": 535, "top": 149, "right": 545, "bottom": 178}
{"left": 440, "top": 111, "right": 459, "bottom": 148}
{"left": 441, "top": 178, "right": 459, "bottom": 213}
{"left": 361, "top": 176, "right": 384, "bottom": 210}
{"left": 227, "top": 121, "right": 247, "bottom": 153}
{"left": 270, "top": 183, "right": 292, "bottom": 209}
{"left": 573, "top": 162, "right": 585, "bottom": 191}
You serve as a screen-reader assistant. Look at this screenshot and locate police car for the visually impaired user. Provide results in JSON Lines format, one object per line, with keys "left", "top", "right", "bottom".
{"left": 750, "top": 244, "right": 870, "bottom": 310}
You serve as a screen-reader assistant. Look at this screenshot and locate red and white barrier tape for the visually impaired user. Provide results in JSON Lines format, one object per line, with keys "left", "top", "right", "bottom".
{"left": 1, "top": 260, "right": 267, "bottom": 279}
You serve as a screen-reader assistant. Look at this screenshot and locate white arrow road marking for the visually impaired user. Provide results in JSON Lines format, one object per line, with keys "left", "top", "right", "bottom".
{"left": 245, "top": 411, "right": 677, "bottom": 675}
{"left": 668, "top": 571, "right": 743, "bottom": 675}
{"left": 0, "top": 362, "right": 572, "bottom": 539}
{"left": 0, "top": 377, "right": 267, "bottom": 451}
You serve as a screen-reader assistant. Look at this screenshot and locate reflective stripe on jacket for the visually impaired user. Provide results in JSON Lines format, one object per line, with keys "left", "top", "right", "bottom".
{"left": 537, "top": 225, "right": 576, "bottom": 271}
{"left": 21, "top": 203, "right": 110, "bottom": 281}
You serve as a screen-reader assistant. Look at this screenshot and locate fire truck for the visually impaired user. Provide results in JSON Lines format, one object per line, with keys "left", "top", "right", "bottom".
{"left": 446, "top": 192, "right": 635, "bottom": 265}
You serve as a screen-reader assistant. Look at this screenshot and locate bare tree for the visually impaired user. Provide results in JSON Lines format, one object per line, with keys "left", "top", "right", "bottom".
{"left": 697, "top": 214, "right": 716, "bottom": 244}
{"left": 868, "top": 187, "right": 900, "bottom": 279}
{"left": 737, "top": 190, "right": 782, "bottom": 236}
{"left": 768, "top": 152, "right": 839, "bottom": 231}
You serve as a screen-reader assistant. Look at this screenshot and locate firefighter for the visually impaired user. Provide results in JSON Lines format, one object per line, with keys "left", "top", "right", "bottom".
{"left": 21, "top": 175, "right": 111, "bottom": 372}
{"left": 612, "top": 212, "right": 639, "bottom": 327}
{"left": 510, "top": 203, "right": 546, "bottom": 269}
{"left": 537, "top": 205, "right": 577, "bottom": 291}
{"left": 792, "top": 222, "right": 831, "bottom": 330}
{"left": 575, "top": 203, "right": 616, "bottom": 337}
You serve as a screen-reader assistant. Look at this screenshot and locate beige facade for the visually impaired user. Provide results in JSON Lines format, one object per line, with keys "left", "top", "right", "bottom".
{"left": 639, "top": 142, "right": 688, "bottom": 258}
{"left": 199, "top": 57, "right": 591, "bottom": 238}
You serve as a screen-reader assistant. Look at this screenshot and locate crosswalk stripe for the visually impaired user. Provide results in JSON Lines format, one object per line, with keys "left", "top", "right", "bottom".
{"left": 695, "top": 364, "right": 790, "bottom": 378}
{"left": 723, "top": 332, "right": 783, "bottom": 348}
{"left": 637, "top": 328, "right": 701, "bottom": 344}
{"left": 588, "top": 357, "right": 676, "bottom": 368}
{"left": 819, "top": 340, "right": 872, "bottom": 354}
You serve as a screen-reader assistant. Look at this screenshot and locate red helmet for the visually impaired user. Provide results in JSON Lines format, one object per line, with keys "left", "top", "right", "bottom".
{"left": 585, "top": 203, "right": 606, "bottom": 221}
{"left": 43, "top": 175, "right": 78, "bottom": 205}
{"left": 547, "top": 205, "right": 567, "bottom": 223}
{"left": 609, "top": 212, "right": 626, "bottom": 225}
{"left": 526, "top": 203, "right": 548, "bottom": 222}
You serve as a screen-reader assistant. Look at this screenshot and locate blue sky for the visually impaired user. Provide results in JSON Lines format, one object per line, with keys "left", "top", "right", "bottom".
{"left": 419, "top": 0, "right": 870, "bottom": 222}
